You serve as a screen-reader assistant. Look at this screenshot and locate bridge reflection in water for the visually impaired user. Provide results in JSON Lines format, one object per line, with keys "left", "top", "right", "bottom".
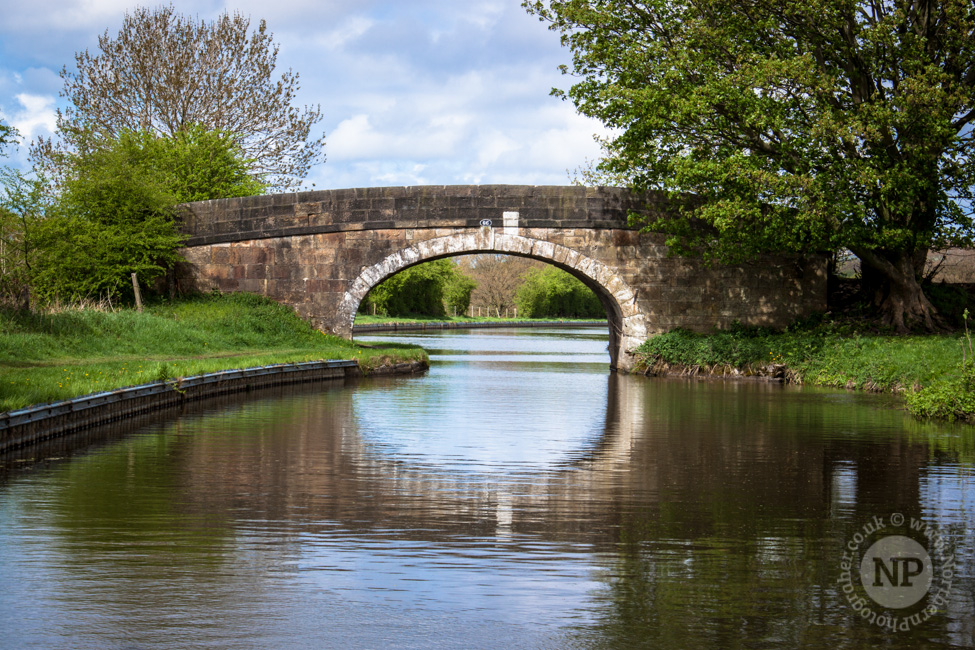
{"left": 0, "top": 328, "right": 972, "bottom": 649}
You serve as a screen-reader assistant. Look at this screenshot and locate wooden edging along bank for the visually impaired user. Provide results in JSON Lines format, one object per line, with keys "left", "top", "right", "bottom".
{"left": 0, "top": 358, "right": 427, "bottom": 454}
{"left": 353, "top": 319, "right": 607, "bottom": 333}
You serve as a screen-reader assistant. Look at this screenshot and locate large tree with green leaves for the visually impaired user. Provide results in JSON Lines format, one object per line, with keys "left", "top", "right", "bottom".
{"left": 24, "top": 126, "right": 266, "bottom": 305}
{"left": 40, "top": 5, "right": 324, "bottom": 191}
{"left": 0, "top": 120, "right": 46, "bottom": 307}
{"left": 526, "top": 0, "right": 975, "bottom": 331}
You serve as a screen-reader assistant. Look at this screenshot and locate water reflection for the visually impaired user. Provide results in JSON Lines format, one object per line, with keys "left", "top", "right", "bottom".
{"left": 0, "top": 328, "right": 972, "bottom": 649}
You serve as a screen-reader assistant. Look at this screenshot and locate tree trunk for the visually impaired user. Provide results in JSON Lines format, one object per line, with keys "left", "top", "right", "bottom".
{"left": 853, "top": 246, "right": 940, "bottom": 332}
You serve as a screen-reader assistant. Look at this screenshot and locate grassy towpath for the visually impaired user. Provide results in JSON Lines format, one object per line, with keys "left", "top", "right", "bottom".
{"left": 0, "top": 293, "right": 426, "bottom": 413}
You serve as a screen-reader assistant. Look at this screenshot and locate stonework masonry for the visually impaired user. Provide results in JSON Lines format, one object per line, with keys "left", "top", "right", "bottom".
{"left": 177, "top": 185, "right": 827, "bottom": 371}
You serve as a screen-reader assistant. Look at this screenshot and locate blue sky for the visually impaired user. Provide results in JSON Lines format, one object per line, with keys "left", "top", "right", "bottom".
{"left": 0, "top": 0, "right": 608, "bottom": 190}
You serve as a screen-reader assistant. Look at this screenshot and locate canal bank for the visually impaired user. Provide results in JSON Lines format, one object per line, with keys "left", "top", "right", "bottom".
{"left": 0, "top": 358, "right": 427, "bottom": 454}
{"left": 633, "top": 325, "right": 975, "bottom": 422}
{"left": 0, "top": 293, "right": 430, "bottom": 451}
{"left": 0, "top": 292, "right": 429, "bottom": 412}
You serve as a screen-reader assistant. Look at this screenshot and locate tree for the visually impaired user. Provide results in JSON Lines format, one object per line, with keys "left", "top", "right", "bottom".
{"left": 0, "top": 120, "right": 42, "bottom": 308}
{"left": 526, "top": 0, "right": 975, "bottom": 331}
{"left": 516, "top": 266, "right": 603, "bottom": 318}
{"left": 30, "top": 129, "right": 185, "bottom": 303}
{"left": 27, "top": 126, "right": 263, "bottom": 304}
{"left": 362, "top": 260, "right": 468, "bottom": 317}
{"left": 0, "top": 168, "right": 47, "bottom": 308}
{"left": 461, "top": 255, "right": 543, "bottom": 315}
{"left": 44, "top": 5, "right": 324, "bottom": 191}
{"left": 134, "top": 124, "right": 267, "bottom": 202}
{"left": 444, "top": 270, "right": 477, "bottom": 315}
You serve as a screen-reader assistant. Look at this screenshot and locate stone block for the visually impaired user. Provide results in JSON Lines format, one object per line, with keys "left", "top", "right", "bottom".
{"left": 211, "top": 246, "right": 233, "bottom": 265}
{"left": 238, "top": 247, "right": 267, "bottom": 265}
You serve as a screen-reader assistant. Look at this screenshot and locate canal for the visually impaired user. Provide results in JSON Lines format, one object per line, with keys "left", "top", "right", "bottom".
{"left": 0, "top": 327, "right": 972, "bottom": 649}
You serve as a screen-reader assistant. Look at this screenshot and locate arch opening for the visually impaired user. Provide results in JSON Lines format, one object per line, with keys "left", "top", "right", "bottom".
{"left": 339, "top": 232, "right": 647, "bottom": 371}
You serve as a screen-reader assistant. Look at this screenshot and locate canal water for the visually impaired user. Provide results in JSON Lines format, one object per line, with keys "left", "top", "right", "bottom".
{"left": 0, "top": 327, "right": 972, "bottom": 649}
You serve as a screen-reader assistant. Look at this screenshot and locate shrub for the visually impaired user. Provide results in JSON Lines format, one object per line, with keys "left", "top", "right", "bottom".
{"left": 515, "top": 267, "right": 603, "bottom": 318}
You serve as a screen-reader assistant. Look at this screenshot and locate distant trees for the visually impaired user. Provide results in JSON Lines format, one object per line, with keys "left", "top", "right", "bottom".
{"left": 516, "top": 267, "right": 603, "bottom": 318}
{"left": 359, "top": 255, "right": 606, "bottom": 320}
{"left": 461, "top": 255, "right": 541, "bottom": 315}
{"left": 361, "top": 259, "right": 475, "bottom": 318}
{"left": 39, "top": 5, "right": 324, "bottom": 191}
{"left": 443, "top": 270, "right": 477, "bottom": 315}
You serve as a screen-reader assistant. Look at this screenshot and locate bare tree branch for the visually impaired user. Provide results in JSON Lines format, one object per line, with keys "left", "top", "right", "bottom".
{"left": 52, "top": 6, "right": 325, "bottom": 192}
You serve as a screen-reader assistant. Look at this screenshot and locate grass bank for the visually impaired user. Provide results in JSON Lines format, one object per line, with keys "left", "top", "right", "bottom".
{"left": 634, "top": 320, "right": 975, "bottom": 422}
{"left": 0, "top": 293, "right": 427, "bottom": 413}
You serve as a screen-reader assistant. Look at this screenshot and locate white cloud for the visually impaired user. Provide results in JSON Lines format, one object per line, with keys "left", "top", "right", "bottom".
{"left": 0, "top": 0, "right": 611, "bottom": 189}
{"left": 3, "top": 0, "right": 138, "bottom": 31}
{"left": 4, "top": 94, "right": 58, "bottom": 141}
{"left": 310, "top": 16, "right": 375, "bottom": 51}
{"left": 329, "top": 112, "right": 469, "bottom": 162}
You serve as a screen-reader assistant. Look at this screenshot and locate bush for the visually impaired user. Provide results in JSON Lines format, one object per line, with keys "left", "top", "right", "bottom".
{"left": 906, "top": 368, "right": 975, "bottom": 421}
{"left": 361, "top": 259, "right": 473, "bottom": 317}
{"left": 16, "top": 126, "right": 266, "bottom": 306}
{"left": 515, "top": 267, "right": 603, "bottom": 318}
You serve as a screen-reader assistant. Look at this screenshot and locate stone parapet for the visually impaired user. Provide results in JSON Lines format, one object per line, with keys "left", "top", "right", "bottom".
{"left": 178, "top": 185, "right": 676, "bottom": 246}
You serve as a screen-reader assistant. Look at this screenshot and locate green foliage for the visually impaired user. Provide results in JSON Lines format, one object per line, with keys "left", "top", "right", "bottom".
{"left": 443, "top": 268, "right": 477, "bottom": 314}
{"left": 362, "top": 259, "right": 474, "bottom": 317}
{"left": 908, "top": 309, "right": 975, "bottom": 420}
{"left": 906, "top": 369, "right": 975, "bottom": 421}
{"left": 0, "top": 167, "right": 48, "bottom": 306}
{"left": 29, "top": 211, "right": 184, "bottom": 304}
{"left": 515, "top": 266, "right": 603, "bottom": 318}
{"left": 29, "top": 129, "right": 182, "bottom": 303}
{"left": 636, "top": 325, "right": 958, "bottom": 390}
{"left": 130, "top": 124, "right": 266, "bottom": 202}
{"left": 636, "top": 322, "right": 973, "bottom": 421}
{"left": 636, "top": 327, "right": 782, "bottom": 369}
{"left": 526, "top": 0, "right": 975, "bottom": 329}
{"left": 24, "top": 126, "right": 265, "bottom": 305}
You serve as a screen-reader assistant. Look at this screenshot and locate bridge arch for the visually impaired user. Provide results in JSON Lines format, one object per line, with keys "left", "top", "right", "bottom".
{"left": 338, "top": 230, "right": 648, "bottom": 370}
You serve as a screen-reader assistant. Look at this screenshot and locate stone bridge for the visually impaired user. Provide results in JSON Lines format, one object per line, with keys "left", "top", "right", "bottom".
{"left": 177, "top": 185, "right": 826, "bottom": 371}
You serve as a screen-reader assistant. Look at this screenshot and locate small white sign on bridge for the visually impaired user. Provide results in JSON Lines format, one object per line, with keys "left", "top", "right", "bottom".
{"left": 503, "top": 211, "right": 519, "bottom": 236}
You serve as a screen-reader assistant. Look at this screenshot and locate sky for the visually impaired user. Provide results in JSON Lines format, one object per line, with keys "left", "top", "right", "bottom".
{"left": 0, "top": 0, "right": 609, "bottom": 191}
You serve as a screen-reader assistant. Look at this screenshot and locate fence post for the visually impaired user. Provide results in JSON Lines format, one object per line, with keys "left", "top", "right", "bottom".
{"left": 131, "top": 273, "right": 143, "bottom": 313}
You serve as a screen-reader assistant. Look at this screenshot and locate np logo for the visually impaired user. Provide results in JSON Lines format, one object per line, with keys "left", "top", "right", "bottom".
{"left": 837, "top": 513, "right": 955, "bottom": 633}
{"left": 861, "top": 535, "right": 932, "bottom": 608}
{"left": 479, "top": 219, "right": 493, "bottom": 227}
